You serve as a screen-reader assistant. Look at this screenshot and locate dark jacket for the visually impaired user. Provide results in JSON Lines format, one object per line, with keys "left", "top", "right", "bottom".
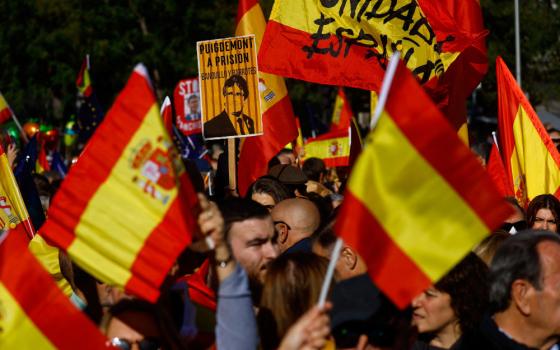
{"left": 456, "top": 315, "right": 540, "bottom": 350}
{"left": 203, "top": 110, "right": 254, "bottom": 139}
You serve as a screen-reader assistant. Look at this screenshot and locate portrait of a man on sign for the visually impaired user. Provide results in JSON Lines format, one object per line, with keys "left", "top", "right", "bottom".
{"left": 203, "top": 74, "right": 255, "bottom": 139}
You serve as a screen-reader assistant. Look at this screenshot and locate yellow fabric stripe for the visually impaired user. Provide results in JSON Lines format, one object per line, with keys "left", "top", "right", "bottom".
{"left": 348, "top": 112, "right": 488, "bottom": 281}
{"left": 69, "top": 105, "right": 178, "bottom": 287}
{"left": 236, "top": 3, "right": 288, "bottom": 113}
{"left": 0, "top": 283, "right": 56, "bottom": 349}
{"left": 28, "top": 235, "right": 73, "bottom": 297}
{"left": 304, "top": 136, "right": 349, "bottom": 160}
{"left": 0, "top": 93, "right": 8, "bottom": 109}
{"left": 511, "top": 105, "right": 560, "bottom": 200}
{"left": 0, "top": 153, "right": 30, "bottom": 230}
{"left": 457, "top": 122, "right": 469, "bottom": 146}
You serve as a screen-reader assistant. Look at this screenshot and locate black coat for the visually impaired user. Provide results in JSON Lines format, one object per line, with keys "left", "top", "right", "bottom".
{"left": 203, "top": 110, "right": 254, "bottom": 139}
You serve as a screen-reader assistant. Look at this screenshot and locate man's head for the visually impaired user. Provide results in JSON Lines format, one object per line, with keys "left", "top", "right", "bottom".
{"left": 271, "top": 198, "right": 320, "bottom": 254}
{"left": 490, "top": 230, "right": 560, "bottom": 346}
{"left": 222, "top": 74, "right": 248, "bottom": 116}
{"left": 303, "top": 157, "right": 327, "bottom": 183}
{"left": 187, "top": 94, "right": 199, "bottom": 114}
{"left": 312, "top": 221, "right": 367, "bottom": 280}
{"left": 219, "top": 198, "right": 278, "bottom": 285}
{"left": 276, "top": 148, "right": 296, "bottom": 166}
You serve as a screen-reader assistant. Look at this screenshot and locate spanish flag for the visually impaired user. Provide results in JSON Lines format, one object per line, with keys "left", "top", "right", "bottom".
{"left": 41, "top": 65, "right": 199, "bottom": 302}
{"left": 76, "top": 57, "right": 92, "bottom": 98}
{"left": 496, "top": 57, "right": 560, "bottom": 206}
{"left": 0, "top": 231, "right": 111, "bottom": 349}
{"left": 236, "top": 0, "right": 298, "bottom": 196}
{"left": 259, "top": 0, "right": 487, "bottom": 134}
{"left": 304, "top": 128, "right": 350, "bottom": 168}
{"left": 335, "top": 59, "right": 511, "bottom": 308}
{"left": 330, "top": 88, "right": 353, "bottom": 131}
{"left": 0, "top": 144, "right": 35, "bottom": 240}
{"left": 486, "top": 142, "right": 514, "bottom": 198}
{"left": 0, "top": 92, "right": 13, "bottom": 124}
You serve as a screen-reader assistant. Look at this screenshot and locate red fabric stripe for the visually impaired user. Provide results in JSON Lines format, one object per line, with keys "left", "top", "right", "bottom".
{"left": 42, "top": 71, "right": 155, "bottom": 249}
{"left": 236, "top": 0, "right": 258, "bottom": 26}
{"left": 238, "top": 95, "right": 297, "bottom": 195}
{"left": 386, "top": 62, "right": 511, "bottom": 230}
{"left": 0, "top": 107, "right": 12, "bottom": 124}
{"left": 306, "top": 128, "right": 347, "bottom": 142}
{"left": 259, "top": 21, "right": 385, "bottom": 92}
{"left": 486, "top": 143, "right": 514, "bottom": 197}
{"left": 0, "top": 231, "right": 110, "bottom": 349}
{"left": 323, "top": 156, "right": 349, "bottom": 168}
{"left": 335, "top": 191, "right": 432, "bottom": 309}
{"left": 126, "top": 173, "right": 199, "bottom": 302}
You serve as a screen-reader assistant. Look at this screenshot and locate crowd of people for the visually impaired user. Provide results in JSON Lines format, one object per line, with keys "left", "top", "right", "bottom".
{"left": 12, "top": 135, "right": 560, "bottom": 350}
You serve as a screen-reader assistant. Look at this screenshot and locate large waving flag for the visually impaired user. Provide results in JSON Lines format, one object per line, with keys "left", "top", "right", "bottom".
{"left": 335, "top": 59, "right": 511, "bottom": 308}
{"left": 236, "top": 0, "right": 298, "bottom": 195}
{"left": 496, "top": 57, "right": 560, "bottom": 206}
{"left": 0, "top": 145, "right": 35, "bottom": 239}
{"left": 0, "top": 231, "right": 111, "bottom": 349}
{"left": 42, "top": 65, "right": 199, "bottom": 302}
{"left": 259, "top": 0, "right": 487, "bottom": 133}
{"left": 0, "top": 92, "right": 14, "bottom": 124}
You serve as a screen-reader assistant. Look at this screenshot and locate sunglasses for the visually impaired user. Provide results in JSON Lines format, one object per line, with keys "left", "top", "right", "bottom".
{"left": 501, "top": 220, "right": 527, "bottom": 233}
{"left": 108, "top": 337, "right": 161, "bottom": 350}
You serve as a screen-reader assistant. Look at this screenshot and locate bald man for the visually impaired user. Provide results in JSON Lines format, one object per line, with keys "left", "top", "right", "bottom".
{"left": 271, "top": 198, "right": 320, "bottom": 254}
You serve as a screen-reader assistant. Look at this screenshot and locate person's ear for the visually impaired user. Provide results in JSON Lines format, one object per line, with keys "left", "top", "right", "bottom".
{"left": 511, "top": 279, "right": 535, "bottom": 316}
{"left": 341, "top": 246, "right": 358, "bottom": 270}
{"left": 278, "top": 224, "right": 289, "bottom": 244}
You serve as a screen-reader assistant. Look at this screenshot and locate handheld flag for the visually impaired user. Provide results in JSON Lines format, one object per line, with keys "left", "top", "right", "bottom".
{"left": 496, "top": 57, "right": 560, "bottom": 206}
{"left": 486, "top": 141, "right": 514, "bottom": 198}
{"left": 304, "top": 128, "right": 350, "bottom": 168}
{"left": 0, "top": 145, "right": 34, "bottom": 239}
{"left": 330, "top": 88, "right": 353, "bottom": 131}
{"left": 259, "top": 0, "right": 488, "bottom": 133}
{"left": 76, "top": 56, "right": 104, "bottom": 144}
{"left": 335, "top": 58, "right": 511, "bottom": 308}
{"left": 0, "top": 92, "right": 14, "bottom": 124}
{"left": 161, "top": 96, "right": 173, "bottom": 136}
{"left": 0, "top": 231, "right": 111, "bottom": 349}
{"left": 236, "top": 0, "right": 298, "bottom": 195}
{"left": 42, "top": 65, "right": 199, "bottom": 302}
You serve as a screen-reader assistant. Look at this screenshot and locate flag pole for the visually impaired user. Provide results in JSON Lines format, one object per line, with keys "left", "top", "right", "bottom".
{"left": 370, "top": 51, "right": 401, "bottom": 131}
{"left": 318, "top": 237, "right": 343, "bottom": 308}
{"left": 514, "top": 0, "right": 522, "bottom": 88}
{"left": 492, "top": 131, "right": 500, "bottom": 152}
{"left": 227, "top": 139, "right": 237, "bottom": 194}
{"left": 9, "top": 107, "right": 28, "bottom": 143}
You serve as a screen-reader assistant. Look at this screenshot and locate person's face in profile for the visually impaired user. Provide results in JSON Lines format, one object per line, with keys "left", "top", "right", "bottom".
{"left": 224, "top": 84, "right": 245, "bottom": 116}
{"left": 188, "top": 96, "right": 199, "bottom": 114}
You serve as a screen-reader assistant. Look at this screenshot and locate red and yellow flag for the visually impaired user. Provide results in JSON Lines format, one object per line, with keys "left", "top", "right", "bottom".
{"left": 304, "top": 128, "right": 350, "bottom": 168}
{"left": 330, "top": 87, "right": 353, "bottom": 131}
{"left": 335, "top": 60, "right": 511, "bottom": 308}
{"left": 0, "top": 231, "right": 111, "bottom": 349}
{"left": 161, "top": 96, "right": 173, "bottom": 136}
{"left": 76, "top": 57, "right": 93, "bottom": 98}
{"left": 41, "top": 65, "right": 199, "bottom": 302}
{"left": 0, "top": 145, "right": 35, "bottom": 240}
{"left": 496, "top": 57, "right": 560, "bottom": 206}
{"left": 486, "top": 142, "right": 514, "bottom": 198}
{"left": 0, "top": 92, "right": 13, "bottom": 124}
{"left": 236, "top": 0, "right": 298, "bottom": 196}
{"left": 259, "top": 0, "right": 487, "bottom": 132}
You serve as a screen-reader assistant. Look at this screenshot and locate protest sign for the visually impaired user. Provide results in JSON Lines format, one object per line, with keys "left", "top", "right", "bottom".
{"left": 197, "top": 35, "right": 262, "bottom": 140}
{"left": 174, "top": 77, "right": 202, "bottom": 137}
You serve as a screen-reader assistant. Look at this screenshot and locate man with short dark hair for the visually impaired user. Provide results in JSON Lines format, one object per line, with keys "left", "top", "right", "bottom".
{"left": 461, "top": 230, "right": 560, "bottom": 349}
{"left": 204, "top": 74, "right": 255, "bottom": 138}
